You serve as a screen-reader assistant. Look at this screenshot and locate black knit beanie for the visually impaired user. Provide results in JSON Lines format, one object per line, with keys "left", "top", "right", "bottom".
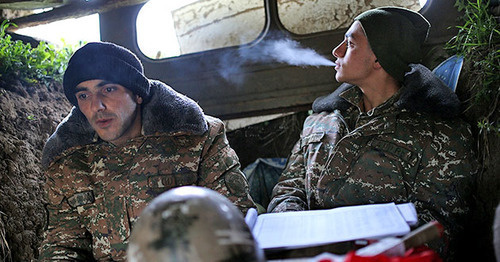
{"left": 63, "top": 42, "right": 150, "bottom": 106}
{"left": 355, "top": 7, "right": 430, "bottom": 82}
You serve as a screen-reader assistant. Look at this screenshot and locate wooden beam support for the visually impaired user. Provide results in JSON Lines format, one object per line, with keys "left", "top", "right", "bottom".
{"left": 8, "top": 0, "right": 148, "bottom": 30}
{"left": 0, "top": 0, "right": 65, "bottom": 10}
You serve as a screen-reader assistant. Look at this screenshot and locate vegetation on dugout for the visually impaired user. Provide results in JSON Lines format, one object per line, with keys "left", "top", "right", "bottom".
{"left": 0, "top": 20, "right": 76, "bottom": 86}
{"left": 446, "top": 0, "right": 500, "bottom": 136}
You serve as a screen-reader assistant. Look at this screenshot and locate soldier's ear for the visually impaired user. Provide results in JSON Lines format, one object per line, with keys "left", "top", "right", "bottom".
{"left": 373, "top": 58, "right": 382, "bottom": 69}
{"left": 136, "top": 95, "right": 143, "bottom": 105}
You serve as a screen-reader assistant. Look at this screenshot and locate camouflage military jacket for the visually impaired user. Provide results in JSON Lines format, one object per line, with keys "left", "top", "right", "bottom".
{"left": 268, "top": 65, "right": 477, "bottom": 252}
{"left": 39, "top": 81, "right": 254, "bottom": 261}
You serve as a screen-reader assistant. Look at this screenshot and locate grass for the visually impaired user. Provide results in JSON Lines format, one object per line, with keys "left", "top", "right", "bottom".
{"left": 0, "top": 20, "right": 77, "bottom": 86}
{"left": 446, "top": 0, "right": 500, "bottom": 135}
{"left": 445, "top": 0, "right": 500, "bottom": 197}
{"left": 0, "top": 211, "right": 11, "bottom": 262}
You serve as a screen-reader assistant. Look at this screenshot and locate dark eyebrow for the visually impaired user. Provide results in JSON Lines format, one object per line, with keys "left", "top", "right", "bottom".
{"left": 74, "top": 86, "right": 88, "bottom": 93}
{"left": 97, "top": 80, "right": 114, "bottom": 87}
{"left": 345, "top": 32, "right": 357, "bottom": 40}
{"left": 75, "top": 80, "right": 114, "bottom": 93}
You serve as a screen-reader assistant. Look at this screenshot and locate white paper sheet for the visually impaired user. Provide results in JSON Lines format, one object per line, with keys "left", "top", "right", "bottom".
{"left": 396, "top": 203, "right": 418, "bottom": 226}
{"left": 251, "top": 203, "right": 412, "bottom": 250}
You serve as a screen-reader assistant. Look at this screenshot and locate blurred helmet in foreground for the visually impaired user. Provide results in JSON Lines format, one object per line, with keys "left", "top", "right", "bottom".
{"left": 127, "top": 186, "right": 265, "bottom": 262}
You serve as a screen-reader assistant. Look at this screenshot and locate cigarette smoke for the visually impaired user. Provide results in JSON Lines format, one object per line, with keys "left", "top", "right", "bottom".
{"left": 243, "top": 39, "right": 335, "bottom": 67}
{"left": 217, "top": 38, "right": 334, "bottom": 85}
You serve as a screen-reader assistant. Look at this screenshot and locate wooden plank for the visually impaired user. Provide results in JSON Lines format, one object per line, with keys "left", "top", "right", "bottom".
{"left": 0, "top": 0, "right": 64, "bottom": 10}
{"left": 8, "top": 0, "right": 147, "bottom": 30}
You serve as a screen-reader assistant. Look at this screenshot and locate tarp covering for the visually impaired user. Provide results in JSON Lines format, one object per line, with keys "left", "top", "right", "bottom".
{"left": 243, "top": 158, "right": 287, "bottom": 209}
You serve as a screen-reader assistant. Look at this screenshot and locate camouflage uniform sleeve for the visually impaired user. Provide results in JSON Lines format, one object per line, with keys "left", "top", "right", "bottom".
{"left": 39, "top": 164, "right": 93, "bottom": 261}
{"left": 267, "top": 140, "right": 308, "bottom": 213}
{"left": 411, "top": 119, "right": 478, "bottom": 256}
{"left": 197, "top": 116, "right": 256, "bottom": 214}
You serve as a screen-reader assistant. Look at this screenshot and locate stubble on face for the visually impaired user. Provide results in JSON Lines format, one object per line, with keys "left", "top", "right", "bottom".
{"left": 76, "top": 80, "right": 143, "bottom": 146}
{"left": 92, "top": 103, "right": 140, "bottom": 144}
{"left": 332, "top": 21, "right": 377, "bottom": 86}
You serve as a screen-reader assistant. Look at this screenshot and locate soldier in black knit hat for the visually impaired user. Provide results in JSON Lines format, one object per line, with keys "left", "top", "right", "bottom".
{"left": 39, "top": 42, "right": 255, "bottom": 261}
{"left": 269, "top": 7, "right": 478, "bottom": 260}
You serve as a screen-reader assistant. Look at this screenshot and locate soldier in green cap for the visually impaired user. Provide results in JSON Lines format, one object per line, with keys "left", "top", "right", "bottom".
{"left": 39, "top": 42, "right": 255, "bottom": 261}
{"left": 268, "top": 7, "right": 478, "bottom": 259}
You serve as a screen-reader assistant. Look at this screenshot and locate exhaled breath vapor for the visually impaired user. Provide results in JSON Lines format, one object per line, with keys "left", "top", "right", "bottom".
{"left": 218, "top": 38, "right": 334, "bottom": 85}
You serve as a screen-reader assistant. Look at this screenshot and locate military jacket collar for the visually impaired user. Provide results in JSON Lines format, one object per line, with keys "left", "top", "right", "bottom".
{"left": 338, "top": 85, "right": 402, "bottom": 117}
{"left": 42, "top": 80, "right": 208, "bottom": 168}
{"left": 312, "top": 64, "right": 461, "bottom": 118}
